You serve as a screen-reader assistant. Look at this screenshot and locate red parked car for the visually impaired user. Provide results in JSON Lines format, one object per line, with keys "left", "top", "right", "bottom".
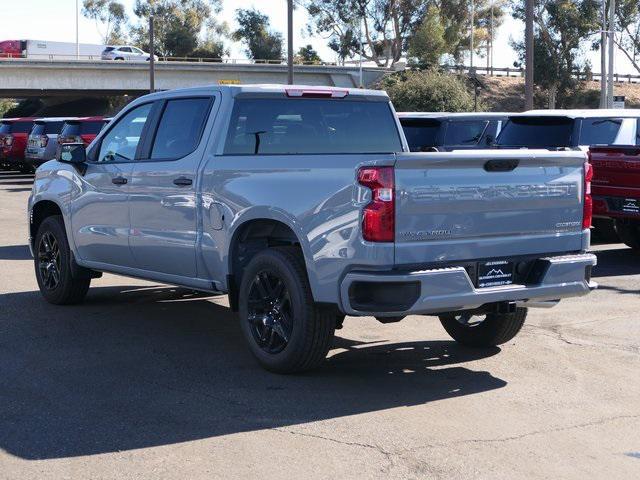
{"left": 0, "top": 117, "right": 36, "bottom": 172}
{"left": 58, "top": 117, "right": 111, "bottom": 147}
{"left": 590, "top": 145, "right": 640, "bottom": 250}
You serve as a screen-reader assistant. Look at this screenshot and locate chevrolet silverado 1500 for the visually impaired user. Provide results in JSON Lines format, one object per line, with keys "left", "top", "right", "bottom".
{"left": 28, "top": 85, "right": 597, "bottom": 373}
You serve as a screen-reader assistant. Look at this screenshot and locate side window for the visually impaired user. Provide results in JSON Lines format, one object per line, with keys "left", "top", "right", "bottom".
{"left": 150, "top": 98, "right": 211, "bottom": 160}
{"left": 97, "top": 103, "right": 152, "bottom": 163}
{"left": 444, "top": 121, "right": 489, "bottom": 146}
{"left": 579, "top": 118, "right": 622, "bottom": 145}
{"left": 120, "top": 47, "right": 131, "bottom": 53}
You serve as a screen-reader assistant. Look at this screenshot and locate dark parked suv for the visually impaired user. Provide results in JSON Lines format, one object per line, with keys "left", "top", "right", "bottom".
{"left": 0, "top": 117, "right": 36, "bottom": 171}
{"left": 397, "top": 112, "right": 509, "bottom": 152}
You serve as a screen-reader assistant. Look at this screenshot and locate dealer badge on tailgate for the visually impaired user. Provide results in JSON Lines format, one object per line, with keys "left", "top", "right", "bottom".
{"left": 477, "top": 260, "right": 515, "bottom": 288}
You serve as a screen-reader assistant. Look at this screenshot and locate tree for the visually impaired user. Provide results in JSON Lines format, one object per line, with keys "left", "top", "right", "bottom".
{"left": 130, "top": 0, "right": 222, "bottom": 57}
{"left": 407, "top": 5, "right": 447, "bottom": 67}
{"left": 381, "top": 69, "right": 478, "bottom": 111}
{"left": 295, "top": 44, "right": 322, "bottom": 64}
{"left": 232, "top": 9, "right": 283, "bottom": 61}
{"left": 297, "top": 0, "right": 505, "bottom": 67}
{"left": 82, "top": 0, "right": 128, "bottom": 44}
{"left": 296, "top": 0, "right": 427, "bottom": 67}
{"left": 615, "top": 0, "right": 640, "bottom": 74}
{"left": 511, "top": 0, "right": 600, "bottom": 108}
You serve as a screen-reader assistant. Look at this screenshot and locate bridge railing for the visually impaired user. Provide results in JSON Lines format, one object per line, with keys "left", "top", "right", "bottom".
{"left": 0, "top": 53, "right": 339, "bottom": 66}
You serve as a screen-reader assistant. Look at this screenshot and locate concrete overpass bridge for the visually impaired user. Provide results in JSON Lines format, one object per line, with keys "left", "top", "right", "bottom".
{"left": 0, "top": 59, "right": 390, "bottom": 97}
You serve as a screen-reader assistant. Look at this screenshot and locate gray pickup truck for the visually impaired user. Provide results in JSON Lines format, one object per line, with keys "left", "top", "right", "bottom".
{"left": 28, "top": 85, "right": 596, "bottom": 373}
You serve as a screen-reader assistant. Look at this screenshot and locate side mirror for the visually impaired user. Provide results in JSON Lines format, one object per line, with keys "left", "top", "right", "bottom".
{"left": 57, "top": 143, "right": 86, "bottom": 164}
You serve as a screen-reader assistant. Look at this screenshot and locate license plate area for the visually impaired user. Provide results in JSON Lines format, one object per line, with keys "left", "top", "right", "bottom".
{"left": 606, "top": 197, "right": 640, "bottom": 215}
{"left": 476, "top": 260, "right": 515, "bottom": 288}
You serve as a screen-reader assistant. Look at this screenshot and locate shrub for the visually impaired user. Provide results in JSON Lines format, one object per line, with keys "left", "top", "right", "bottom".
{"left": 381, "top": 70, "right": 478, "bottom": 112}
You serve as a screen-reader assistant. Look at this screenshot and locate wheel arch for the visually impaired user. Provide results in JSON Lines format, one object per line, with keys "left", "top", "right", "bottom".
{"left": 30, "top": 199, "right": 64, "bottom": 250}
{"left": 225, "top": 213, "right": 318, "bottom": 310}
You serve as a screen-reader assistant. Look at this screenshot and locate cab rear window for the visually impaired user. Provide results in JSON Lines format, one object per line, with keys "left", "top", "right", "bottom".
{"left": 61, "top": 121, "right": 104, "bottom": 137}
{"left": 224, "top": 98, "right": 402, "bottom": 155}
{"left": 31, "top": 122, "right": 65, "bottom": 135}
{"left": 497, "top": 117, "right": 575, "bottom": 148}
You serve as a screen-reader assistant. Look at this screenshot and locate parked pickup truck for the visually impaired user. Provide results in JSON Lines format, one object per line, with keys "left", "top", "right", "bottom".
{"left": 590, "top": 145, "right": 640, "bottom": 249}
{"left": 28, "top": 85, "right": 597, "bottom": 373}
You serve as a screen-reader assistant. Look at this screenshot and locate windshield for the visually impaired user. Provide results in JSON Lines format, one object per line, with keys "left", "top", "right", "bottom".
{"left": 400, "top": 118, "right": 442, "bottom": 152}
{"left": 579, "top": 118, "right": 623, "bottom": 145}
{"left": 497, "top": 116, "right": 575, "bottom": 148}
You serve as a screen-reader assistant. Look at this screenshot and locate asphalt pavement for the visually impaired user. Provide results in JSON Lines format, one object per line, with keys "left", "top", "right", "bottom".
{"left": 0, "top": 170, "right": 638, "bottom": 479}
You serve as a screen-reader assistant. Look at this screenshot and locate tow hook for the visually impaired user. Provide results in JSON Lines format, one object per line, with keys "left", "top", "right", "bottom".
{"left": 494, "top": 302, "right": 517, "bottom": 314}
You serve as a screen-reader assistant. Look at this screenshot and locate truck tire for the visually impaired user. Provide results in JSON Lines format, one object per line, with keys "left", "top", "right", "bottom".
{"left": 439, "top": 308, "right": 527, "bottom": 347}
{"left": 614, "top": 220, "right": 640, "bottom": 250}
{"left": 34, "top": 216, "right": 90, "bottom": 305}
{"left": 238, "top": 246, "right": 335, "bottom": 373}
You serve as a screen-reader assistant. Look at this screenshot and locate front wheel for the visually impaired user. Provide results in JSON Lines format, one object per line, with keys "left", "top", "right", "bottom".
{"left": 238, "top": 246, "right": 335, "bottom": 373}
{"left": 34, "top": 216, "right": 90, "bottom": 305}
{"left": 439, "top": 308, "right": 528, "bottom": 347}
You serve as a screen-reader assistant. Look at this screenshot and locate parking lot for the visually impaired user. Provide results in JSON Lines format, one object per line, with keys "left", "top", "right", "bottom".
{"left": 0, "top": 170, "right": 639, "bottom": 479}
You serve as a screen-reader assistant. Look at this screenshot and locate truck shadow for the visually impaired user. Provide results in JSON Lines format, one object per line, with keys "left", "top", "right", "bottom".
{"left": 0, "top": 285, "right": 505, "bottom": 460}
{"left": 592, "top": 247, "right": 640, "bottom": 278}
{"left": 0, "top": 244, "right": 31, "bottom": 260}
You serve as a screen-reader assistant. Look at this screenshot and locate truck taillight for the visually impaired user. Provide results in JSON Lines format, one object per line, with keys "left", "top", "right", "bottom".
{"left": 39, "top": 135, "right": 48, "bottom": 148}
{"left": 358, "top": 166, "right": 395, "bottom": 242}
{"left": 583, "top": 160, "right": 593, "bottom": 229}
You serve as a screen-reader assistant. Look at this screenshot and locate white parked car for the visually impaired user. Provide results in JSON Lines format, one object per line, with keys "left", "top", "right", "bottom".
{"left": 101, "top": 45, "right": 158, "bottom": 62}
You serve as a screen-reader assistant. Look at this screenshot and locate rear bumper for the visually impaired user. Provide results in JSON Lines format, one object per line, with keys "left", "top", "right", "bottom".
{"left": 340, "top": 253, "right": 597, "bottom": 317}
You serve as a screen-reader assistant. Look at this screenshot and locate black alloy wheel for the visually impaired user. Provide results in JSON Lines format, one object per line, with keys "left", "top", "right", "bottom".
{"left": 38, "top": 231, "right": 61, "bottom": 290}
{"left": 246, "top": 270, "right": 293, "bottom": 354}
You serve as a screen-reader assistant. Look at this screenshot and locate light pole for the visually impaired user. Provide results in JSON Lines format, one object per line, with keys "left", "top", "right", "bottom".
{"left": 600, "top": 0, "right": 607, "bottom": 108}
{"left": 75, "top": 0, "right": 80, "bottom": 59}
{"left": 149, "top": 15, "right": 155, "bottom": 92}
{"left": 470, "top": 0, "right": 475, "bottom": 69}
{"left": 607, "top": 0, "right": 615, "bottom": 108}
{"left": 524, "top": 0, "right": 534, "bottom": 110}
{"left": 287, "top": 0, "right": 294, "bottom": 85}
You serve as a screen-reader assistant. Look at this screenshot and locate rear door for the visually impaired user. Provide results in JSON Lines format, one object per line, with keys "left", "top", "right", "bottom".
{"left": 393, "top": 150, "right": 586, "bottom": 266}
{"left": 128, "top": 95, "right": 215, "bottom": 278}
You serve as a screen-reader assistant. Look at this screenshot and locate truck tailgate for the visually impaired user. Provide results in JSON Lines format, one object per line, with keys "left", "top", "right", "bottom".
{"left": 394, "top": 150, "right": 587, "bottom": 266}
{"left": 590, "top": 146, "right": 640, "bottom": 197}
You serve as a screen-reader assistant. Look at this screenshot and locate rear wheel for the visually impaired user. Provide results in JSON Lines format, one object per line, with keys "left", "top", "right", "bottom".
{"left": 614, "top": 220, "right": 640, "bottom": 250}
{"left": 34, "top": 216, "right": 90, "bottom": 305}
{"left": 439, "top": 308, "right": 527, "bottom": 347}
{"left": 238, "top": 246, "right": 335, "bottom": 373}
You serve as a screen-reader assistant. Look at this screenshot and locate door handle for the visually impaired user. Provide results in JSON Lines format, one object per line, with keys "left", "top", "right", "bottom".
{"left": 112, "top": 176, "right": 128, "bottom": 185}
{"left": 484, "top": 159, "right": 519, "bottom": 172}
{"left": 173, "top": 177, "right": 193, "bottom": 186}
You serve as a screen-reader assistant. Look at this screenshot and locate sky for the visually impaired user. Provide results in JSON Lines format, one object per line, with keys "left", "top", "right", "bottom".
{"left": 0, "top": 0, "right": 636, "bottom": 74}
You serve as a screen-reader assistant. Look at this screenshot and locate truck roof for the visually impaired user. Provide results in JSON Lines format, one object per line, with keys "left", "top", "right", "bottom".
{"left": 33, "top": 117, "right": 78, "bottom": 123}
{"left": 397, "top": 112, "right": 511, "bottom": 119}
{"left": 140, "top": 84, "right": 390, "bottom": 100}
{"left": 1, "top": 117, "right": 36, "bottom": 122}
{"left": 514, "top": 109, "right": 640, "bottom": 119}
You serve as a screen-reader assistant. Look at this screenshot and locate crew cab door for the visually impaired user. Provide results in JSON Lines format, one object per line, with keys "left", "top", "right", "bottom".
{"left": 72, "top": 102, "right": 153, "bottom": 267}
{"left": 128, "top": 96, "right": 215, "bottom": 278}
